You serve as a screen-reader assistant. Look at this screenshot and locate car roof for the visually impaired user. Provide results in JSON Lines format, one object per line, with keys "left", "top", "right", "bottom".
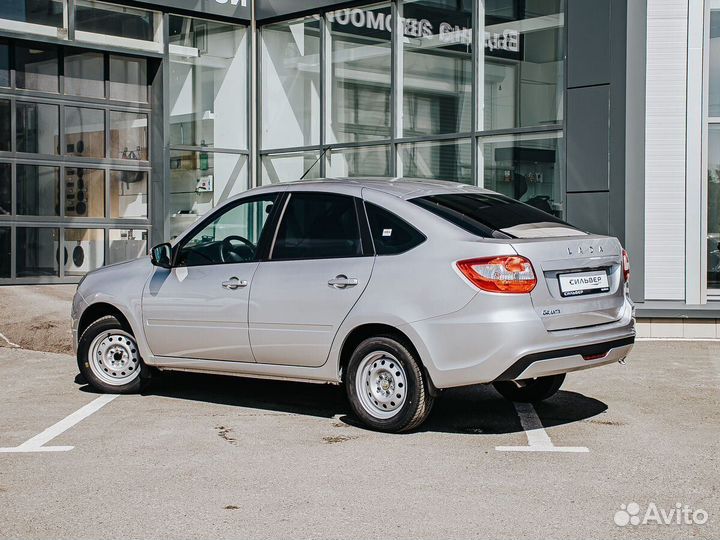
{"left": 251, "top": 177, "right": 495, "bottom": 200}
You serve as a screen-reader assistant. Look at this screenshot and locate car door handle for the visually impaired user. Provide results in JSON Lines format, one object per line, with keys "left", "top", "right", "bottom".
{"left": 222, "top": 277, "right": 248, "bottom": 290}
{"left": 328, "top": 275, "right": 358, "bottom": 289}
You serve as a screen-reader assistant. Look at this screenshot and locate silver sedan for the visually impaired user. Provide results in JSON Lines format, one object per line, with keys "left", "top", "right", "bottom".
{"left": 72, "top": 179, "right": 635, "bottom": 432}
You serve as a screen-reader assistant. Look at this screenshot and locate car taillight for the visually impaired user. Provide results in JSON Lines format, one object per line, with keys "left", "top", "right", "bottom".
{"left": 456, "top": 256, "right": 537, "bottom": 294}
{"left": 622, "top": 249, "right": 630, "bottom": 283}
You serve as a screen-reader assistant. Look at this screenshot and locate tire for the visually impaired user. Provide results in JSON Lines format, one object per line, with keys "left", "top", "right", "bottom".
{"left": 77, "top": 315, "right": 150, "bottom": 394}
{"left": 492, "top": 374, "right": 565, "bottom": 403}
{"left": 345, "top": 336, "right": 434, "bottom": 433}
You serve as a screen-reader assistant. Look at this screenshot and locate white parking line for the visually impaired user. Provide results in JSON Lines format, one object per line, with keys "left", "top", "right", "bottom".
{"left": 496, "top": 402, "right": 589, "bottom": 453}
{"left": 0, "top": 394, "right": 118, "bottom": 453}
{"left": 0, "top": 332, "right": 20, "bottom": 348}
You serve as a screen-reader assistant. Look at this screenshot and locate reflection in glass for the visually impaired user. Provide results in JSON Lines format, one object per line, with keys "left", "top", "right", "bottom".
{"left": 261, "top": 151, "right": 320, "bottom": 185}
{"left": 109, "top": 55, "right": 147, "bottom": 103}
{"left": 16, "top": 227, "right": 59, "bottom": 277}
{"left": 327, "top": 4, "right": 391, "bottom": 143}
{"left": 402, "top": 0, "right": 472, "bottom": 136}
{"left": 169, "top": 16, "right": 248, "bottom": 150}
{"left": 0, "top": 41, "right": 9, "bottom": 87}
{"left": 110, "top": 170, "right": 147, "bottom": 219}
{"left": 482, "top": 1, "right": 565, "bottom": 129}
{"left": 0, "top": 227, "right": 9, "bottom": 278}
{"left": 64, "top": 51, "right": 105, "bottom": 98}
{"left": 0, "top": 99, "right": 10, "bottom": 151}
{"left": 65, "top": 168, "right": 105, "bottom": 218}
{"left": 708, "top": 11, "right": 720, "bottom": 116}
{"left": 480, "top": 132, "right": 564, "bottom": 217}
{"left": 17, "top": 165, "right": 59, "bottom": 216}
{"left": 64, "top": 229, "right": 104, "bottom": 276}
{"left": 108, "top": 229, "right": 147, "bottom": 265}
{"left": 400, "top": 138, "right": 472, "bottom": 184}
{"left": 167, "top": 151, "right": 247, "bottom": 239}
{"left": 708, "top": 126, "right": 720, "bottom": 288}
{"left": 0, "top": 0, "right": 64, "bottom": 27}
{"left": 261, "top": 17, "right": 320, "bottom": 149}
{"left": 110, "top": 111, "right": 148, "bottom": 161}
{"left": 75, "top": 0, "right": 155, "bottom": 42}
{"left": 64, "top": 107, "right": 105, "bottom": 159}
{"left": 16, "top": 102, "right": 59, "bottom": 155}
{"left": 328, "top": 145, "right": 390, "bottom": 177}
{"left": 0, "top": 163, "right": 10, "bottom": 216}
{"left": 15, "top": 44, "right": 59, "bottom": 93}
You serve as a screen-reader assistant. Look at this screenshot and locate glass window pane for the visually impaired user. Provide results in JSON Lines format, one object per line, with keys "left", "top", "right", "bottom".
{"left": 167, "top": 151, "right": 248, "bottom": 240}
{"left": 110, "top": 111, "right": 147, "bottom": 161}
{"left": 64, "top": 229, "right": 104, "bottom": 276}
{"left": 272, "top": 193, "right": 362, "bottom": 260}
{"left": 65, "top": 168, "right": 105, "bottom": 218}
{"left": 366, "top": 201, "right": 425, "bottom": 255}
{"left": 16, "top": 227, "right": 59, "bottom": 277}
{"left": 482, "top": 1, "right": 565, "bottom": 130}
{"left": 169, "top": 16, "right": 248, "bottom": 150}
{"left": 0, "top": 163, "right": 10, "bottom": 216}
{"left": 75, "top": 0, "right": 155, "bottom": 42}
{"left": 109, "top": 55, "right": 147, "bottom": 103}
{"left": 0, "top": 227, "right": 9, "bottom": 278}
{"left": 110, "top": 170, "right": 147, "bottom": 218}
{"left": 327, "top": 145, "right": 390, "bottom": 177}
{"left": 17, "top": 164, "right": 59, "bottom": 216}
{"left": 710, "top": 12, "right": 720, "bottom": 116}
{"left": 0, "top": 99, "right": 10, "bottom": 151}
{"left": 0, "top": 41, "right": 9, "bottom": 87}
{"left": 108, "top": 229, "right": 147, "bottom": 264}
{"left": 708, "top": 125, "right": 720, "bottom": 288}
{"left": 480, "top": 132, "right": 564, "bottom": 217}
{"left": 261, "top": 17, "right": 320, "bottom": 149}
{"left": 0, "top": 0, "right": 64, "bottom": 27}
{"left": 16, "top": 102, "right": 59, "bottom": 155}
{"left": 64, "top": 51, "right": 105, "bottom": 99}
{"left": 402, "top": 0, "right": 472, "bottom": 136}
{"left": 177, "top": 195, "right": 277, "bottom": 267}
{"left": 400, "top": 138, "right": 472, "bottom": 183}
{"left": 64, "top": 107, "right": 105, "bottom": 159}
{"left": 15, "top": 44, "right": 59, "bottom": 93}
{"left": 327, "top": 4, "right": 391, "bottom": 143}
{"left": 261, "top": 151, "right": 320, "bottom": 185}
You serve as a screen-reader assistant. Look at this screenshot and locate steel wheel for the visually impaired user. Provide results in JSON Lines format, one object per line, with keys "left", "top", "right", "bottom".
{"left": 355, "top": 351, "right": 408, "bottom": 419}
{"left": 87, "top": 330, "right": 141, "bottom": 386}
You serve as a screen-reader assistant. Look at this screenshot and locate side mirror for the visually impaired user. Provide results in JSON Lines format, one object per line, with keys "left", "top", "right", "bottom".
{"left": 151, "top": 243, "right": 173, "bottom": 268}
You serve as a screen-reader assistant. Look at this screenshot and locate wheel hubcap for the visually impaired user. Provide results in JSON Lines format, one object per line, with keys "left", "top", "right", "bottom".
{"left": 355, "top": 351, "right": 407, "bottom": 420}
{"left": 88, "top": 330, "right": 141, "bottom": 386}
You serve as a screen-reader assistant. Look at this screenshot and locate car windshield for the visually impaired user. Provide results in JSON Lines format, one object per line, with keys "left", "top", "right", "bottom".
{"left": 410, "top": 193, "right": 586, "bottom": 239}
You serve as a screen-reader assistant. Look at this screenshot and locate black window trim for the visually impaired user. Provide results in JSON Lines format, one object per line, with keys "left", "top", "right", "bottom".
{"left": 267, "top": 190, "right": 371, "bottom": 262}
{"left": 171, "top": 191, "right": 282, "bottom": 268}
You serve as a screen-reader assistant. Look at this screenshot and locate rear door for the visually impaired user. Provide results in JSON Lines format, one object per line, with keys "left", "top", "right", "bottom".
{"left": 248, "top": 192, "right": 374, "bottom": 367}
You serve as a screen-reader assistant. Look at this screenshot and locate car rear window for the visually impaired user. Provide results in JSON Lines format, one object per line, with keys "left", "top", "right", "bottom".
{"left": 411, "top": 193, "right": 586, "bottom": 239}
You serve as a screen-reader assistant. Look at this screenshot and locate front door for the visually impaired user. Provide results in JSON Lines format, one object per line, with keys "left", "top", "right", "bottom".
{"left": 142, "top": 194, "right": 278, "bottom": 361}
{"left": 249, "top": 192, "right": 374, "bottom": 367}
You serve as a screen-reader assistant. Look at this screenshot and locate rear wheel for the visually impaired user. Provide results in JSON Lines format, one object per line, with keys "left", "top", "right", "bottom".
{"left": 492, "top": 374, "right": 565, "bottom": 403}
{"left": 77, "top": 315, "right": 150, "bottom": 394}
{"left": 345, "top": 336, "right": 434, "bottom": 433}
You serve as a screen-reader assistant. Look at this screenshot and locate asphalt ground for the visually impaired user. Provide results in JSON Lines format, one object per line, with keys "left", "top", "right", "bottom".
{"left": 0, "top": 340, "right": 718, "bottom": 540}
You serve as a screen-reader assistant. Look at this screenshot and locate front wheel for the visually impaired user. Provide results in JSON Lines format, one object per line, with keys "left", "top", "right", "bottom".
{"left": 77, "top": 315, "right": 150, "bottom": 394}
{"left": 492, "top": 374, "right": 565, "bottom": 403}
{"left": 345, "top": 336, "right": 434, "bottom": 433}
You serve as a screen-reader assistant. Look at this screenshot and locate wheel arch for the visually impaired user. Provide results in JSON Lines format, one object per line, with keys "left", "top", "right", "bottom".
{"left": 78, "top": 302, "right": 134, "bottom": 340}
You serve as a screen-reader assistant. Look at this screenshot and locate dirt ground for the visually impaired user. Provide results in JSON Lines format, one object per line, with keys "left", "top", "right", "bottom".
{"left": 0, "top": 285, "right": 75, "bottom": 354}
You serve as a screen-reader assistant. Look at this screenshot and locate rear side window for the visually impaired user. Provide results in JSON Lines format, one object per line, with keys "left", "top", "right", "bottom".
{"left": 365, "top": 202, "right": 425, "bottom": 255}
{"left": 411, "top": 193, "right": 585, "bottom": 239}
{"left": 272, "top": 192, "right": 363, "bottom": 260}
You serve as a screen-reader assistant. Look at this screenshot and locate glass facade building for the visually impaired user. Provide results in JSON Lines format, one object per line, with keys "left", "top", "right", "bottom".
{"left": 0, "top": 0, "right": 629, "bottom": 293}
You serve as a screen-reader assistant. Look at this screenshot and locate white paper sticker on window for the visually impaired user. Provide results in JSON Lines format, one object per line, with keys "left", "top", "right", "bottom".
{"left": 382, "top": 228, "right": 392, "bottom": 237}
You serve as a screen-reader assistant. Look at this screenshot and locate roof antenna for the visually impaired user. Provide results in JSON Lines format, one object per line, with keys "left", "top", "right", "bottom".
{"left": 299, "top": 148, "right": 328, "bottom": 180}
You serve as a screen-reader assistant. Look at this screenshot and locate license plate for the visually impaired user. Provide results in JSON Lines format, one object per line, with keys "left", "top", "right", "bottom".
{"left": 558, "top": 270, "right": 610, "bottom": 297}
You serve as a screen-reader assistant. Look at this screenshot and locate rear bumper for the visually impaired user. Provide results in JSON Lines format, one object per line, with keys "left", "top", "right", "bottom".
{"left": 403, "top": 293, "right": 635, "bottom": 389}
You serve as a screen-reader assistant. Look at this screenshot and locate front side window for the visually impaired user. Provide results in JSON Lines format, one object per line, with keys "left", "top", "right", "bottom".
{"left": 272, "top": 193, "right": 362, "bottom": 260}
{"left": 177, "top": 195, "right": 277, "bottom": 267}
